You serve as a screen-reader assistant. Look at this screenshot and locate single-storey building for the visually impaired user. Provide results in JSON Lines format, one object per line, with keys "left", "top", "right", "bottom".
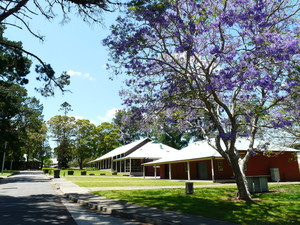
{"left": 89, "top": 138, "right": 179, "bottom": 176}
{"left": 143, "top": 139, "right": 300, "bottom": 182}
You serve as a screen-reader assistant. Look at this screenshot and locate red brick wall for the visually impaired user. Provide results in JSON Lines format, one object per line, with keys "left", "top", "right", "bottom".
{"left": 171, "top": 163, "right": 187, "bottom": 179}
{"left": 213, "top": 159, "right": 234, "bottom": 180}
{"left": 155, "top": 152, "right": 300, "bottom": 181}
{"left": 245, "top": 152, "right": 300, "bottom": 181}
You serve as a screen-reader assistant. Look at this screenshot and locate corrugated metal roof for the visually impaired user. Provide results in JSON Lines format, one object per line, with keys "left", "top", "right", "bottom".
{"left": 90, "top": 138, "right": 151, "bottom": 162}
{"left": 143, "top": 141, "right": 222, "bottom": 165}
{"left": 116, "top": 141, "right": 179, "bottom": 160}
{"left": 143, "top": 138, "right": 299, "bottom": 166}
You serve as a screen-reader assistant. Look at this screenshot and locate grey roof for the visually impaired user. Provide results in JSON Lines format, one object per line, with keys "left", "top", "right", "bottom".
{"left": 143, "top": 138, "right": 299, "bottom": 166}
{"left": 90, "top": 138, "right": 151, "bottom": 162}
{"left": 113, "top": 141, "right": 179, "bottom": 161}
{"left": 90, "top": 138, "right": 178, "bottom": 163}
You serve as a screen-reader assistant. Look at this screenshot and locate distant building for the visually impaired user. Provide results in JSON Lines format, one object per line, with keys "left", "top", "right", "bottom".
{"left": 89, "top": 138, "right": 178, "bottom": 176}
{"left": 143, "top": 139, "right": 300, "bottom": 182}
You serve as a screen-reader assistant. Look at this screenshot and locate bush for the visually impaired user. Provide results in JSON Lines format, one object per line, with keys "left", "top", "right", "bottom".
{"left": 42, "top": 168, "right": 52, "bottom": 174}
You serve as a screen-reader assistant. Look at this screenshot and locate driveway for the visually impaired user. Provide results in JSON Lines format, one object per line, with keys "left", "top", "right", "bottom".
{"left": 0, "top": 171, "right": 144, "bottom": 225}
{"left": 0, "top": 171, "right": 76, "bottom": 225}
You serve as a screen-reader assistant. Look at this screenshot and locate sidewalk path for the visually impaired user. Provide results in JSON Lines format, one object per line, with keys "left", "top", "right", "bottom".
{"left": 52, "top": 177, "right": 240, "bottom": 225}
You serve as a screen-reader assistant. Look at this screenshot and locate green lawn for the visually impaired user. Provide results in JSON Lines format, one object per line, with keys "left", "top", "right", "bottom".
{"left": 66, "top": 176, "right": 215, "bottom": 187}
{"left": 65, "top": 177, "right": 144, "bottom": 181}
{"left": 0, "top": 170, "right": 19, "bottom": 177}
{"left": 92, "top": 184, "right": 300, "bottom": 225}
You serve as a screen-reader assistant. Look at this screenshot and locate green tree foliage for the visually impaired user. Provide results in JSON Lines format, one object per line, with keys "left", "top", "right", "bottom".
{"left": 48, "top": 113, "right": 121, "bottom": 168}
{"left": 73, "top": 119, "right": 96, "bottom": 169}
{"left": 72, "top": 120, "right": 120, "bottom": 168}
{"left": 21, "top": 123, "right": 51, "bottom": 169}
{"left": 92, "top": 122, "right": 120, "bottom": 157}
{"left": 0, "top": 26, "right": 31, "bottom": 85}
{"left": 47, "top": 115, "right": 76, "bottom": 168}
{"left": 112, "top": 108, "right": 146, "bottom": 144}
{"left": 112, "top": 108, "right": 206, "bottom": 149}
{"left": 0, "top": 23, "right": 48, "bottom": 168}
{"left": 0, "top": 82, "right": 47, "bottom": 168}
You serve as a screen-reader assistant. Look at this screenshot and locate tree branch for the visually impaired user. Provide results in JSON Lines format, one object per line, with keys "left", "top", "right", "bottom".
{"left": 0, "top": 0, "right": 29, "bottom": 22}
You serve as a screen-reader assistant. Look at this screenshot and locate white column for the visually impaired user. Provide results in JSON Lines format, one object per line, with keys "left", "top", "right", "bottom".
{"left": 187, "top": 162, "right": 191, "bottom": 180}
{"left": 124, "top": 159, "right": 127, "bottom": 173}
{"left": 168, "top": 164, "right": 172, "bottom": 180}
{"left": 129, "top": 158, "right": 132, "bottom": 175}
{"left": 154, "top": 166, "right": 157, "bottom": 179}
{"left": 211, "top": 158, "right": 215, "bottom": 182}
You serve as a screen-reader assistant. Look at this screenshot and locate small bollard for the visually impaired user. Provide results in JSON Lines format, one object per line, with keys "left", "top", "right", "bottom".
{"left": 186, "top": 182, "right": 194, "bottom": 194}
{"left": 53, "top": 169, "right": 60, "bottom": 178}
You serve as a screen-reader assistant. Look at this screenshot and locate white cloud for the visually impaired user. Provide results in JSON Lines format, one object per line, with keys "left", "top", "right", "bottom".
{"left": 97, "top": 108, "right": 118, "bottom": 123}
{"left": 67, "top": 70, "right": 95, "bottom": 81}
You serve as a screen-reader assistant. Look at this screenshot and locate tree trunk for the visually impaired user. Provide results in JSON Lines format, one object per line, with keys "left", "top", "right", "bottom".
{"left": 40, "top": 157, "right": 44, "bottom": 169}
{"left": 228, "top": 153, "right": 252, "bottom": 201}
{"left": 79, "top": 158, "right": 83, "bottom": 170}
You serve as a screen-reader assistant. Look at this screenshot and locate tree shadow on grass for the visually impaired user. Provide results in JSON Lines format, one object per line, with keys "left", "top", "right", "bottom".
{"left": 98, "top": 187, "right": 300, "bottom": 225}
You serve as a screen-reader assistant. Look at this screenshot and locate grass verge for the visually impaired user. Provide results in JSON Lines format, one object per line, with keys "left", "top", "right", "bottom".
{"left": 68, "top": 176, "right": 215, "bottom": 187}
{"left": 0, "top": 170, "right": 19, "bottom": 177}
{"left": 92, "top": 184, "right": 300, "bottom": 225}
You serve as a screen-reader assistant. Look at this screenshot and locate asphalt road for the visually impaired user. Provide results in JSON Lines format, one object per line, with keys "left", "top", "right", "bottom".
{"left": 0, "top": 171, "right": 142, "bottom": 225}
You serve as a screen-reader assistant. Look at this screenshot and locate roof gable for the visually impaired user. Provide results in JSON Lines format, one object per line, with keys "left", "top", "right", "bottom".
{"left": 91, "top": 138, "right": 151, "bottom": 162}
{"left": 124, "top": 141, "right": 179, "bottom": 159}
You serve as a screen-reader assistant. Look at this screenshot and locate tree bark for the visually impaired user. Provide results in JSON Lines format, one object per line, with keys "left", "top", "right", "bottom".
{"left": 228, "top": 153, "right": 252, "bottom": 201}
{"left": 0, "top": 0, "right": 29, "bottom": 22}
{"left": 79, "top": 158, "right": 83, "bottom": 170}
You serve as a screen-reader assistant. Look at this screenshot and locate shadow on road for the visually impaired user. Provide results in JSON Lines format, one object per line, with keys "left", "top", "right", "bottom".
{"left": 0, "top": 194, "right": 76, "bottom": 225}
{"left": 0, "top": 171, "right": 49, "bottom": 184}
{"left": 0, "top": 171, "right": 76, "bottom": 225}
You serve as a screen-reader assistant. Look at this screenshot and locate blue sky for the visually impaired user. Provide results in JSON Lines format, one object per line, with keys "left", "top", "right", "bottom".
{"left": 4, "top": 6, "right": 125, "bottom": 125}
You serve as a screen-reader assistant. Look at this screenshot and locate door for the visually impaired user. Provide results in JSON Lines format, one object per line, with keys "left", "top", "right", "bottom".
{"left": 164, "top": 164, "right": 169, "bottom": 179}
{"left": 197, "top": 162, "right": 208, "bottom": 180}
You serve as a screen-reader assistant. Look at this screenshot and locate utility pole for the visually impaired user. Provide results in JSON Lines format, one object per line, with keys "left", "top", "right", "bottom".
{"left": 1, "top": 141, "right": 7, "bottom": 174}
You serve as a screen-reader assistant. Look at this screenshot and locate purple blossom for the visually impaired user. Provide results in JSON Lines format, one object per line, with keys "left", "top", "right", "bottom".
{"left": 104, "top": 0, "right": 300, "bottom": 144}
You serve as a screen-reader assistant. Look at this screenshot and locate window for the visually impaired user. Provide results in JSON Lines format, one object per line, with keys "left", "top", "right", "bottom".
{"left": 217, "top": 160, "right": 224, "bottom": 171}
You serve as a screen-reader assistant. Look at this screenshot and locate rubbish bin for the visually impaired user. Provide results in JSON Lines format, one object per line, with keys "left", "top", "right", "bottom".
{"left": 246, "top": 176, "right": 269, "bottom": 193}
{"left": 81, "top": 171, "right": 86, "bottom": 175}
{"left": 186, "top": 182, "right": 194, "bottom": 194}
{"left": 67, "top": 171, "right": 74, "bottom": 175}
{"left": 53, "top": 169, "right": 60, "bottom": 178}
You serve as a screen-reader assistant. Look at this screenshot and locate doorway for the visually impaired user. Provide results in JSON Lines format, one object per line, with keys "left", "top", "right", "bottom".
{"left": 197, "top": 162, "right": 208, "bottom": 180}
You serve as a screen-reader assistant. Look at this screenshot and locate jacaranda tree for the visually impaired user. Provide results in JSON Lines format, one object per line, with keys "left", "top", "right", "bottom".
{"left": 103, "top": 0, "right": 300, "bottom": 201}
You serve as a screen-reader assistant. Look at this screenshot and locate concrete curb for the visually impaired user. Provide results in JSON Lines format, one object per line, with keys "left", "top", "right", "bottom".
{"left": 63, "top": 193, "right": 239, "bottom": 225}
{"left": 64, "top": 193, "right": 180, "bottom": 225}
{"left": 52, "top": 177, "right": 242, "bottom": 225}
